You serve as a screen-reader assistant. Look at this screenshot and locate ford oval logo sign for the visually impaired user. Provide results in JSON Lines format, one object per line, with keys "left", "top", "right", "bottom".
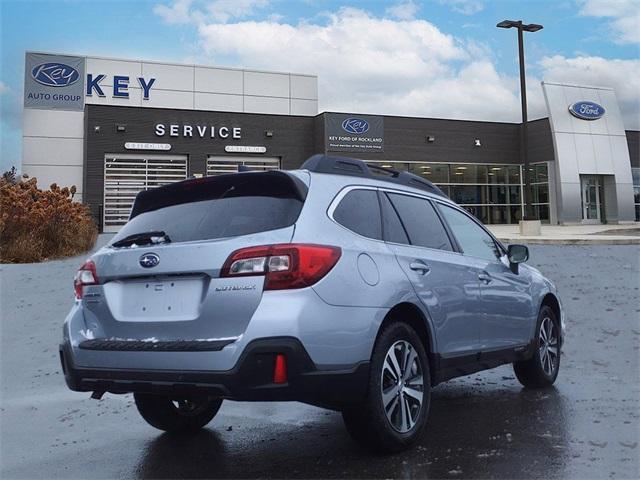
{"left": 568, "top": 101, "right": 605, "bottom": 121}
{"left": 31, "top": 62, "right": 80, "bottom": 87}
{"left": 139, "top": 253, "right": 160, "bottom": 268}
{"left": 342, "top": 118, "right": 370, "bottom": 135}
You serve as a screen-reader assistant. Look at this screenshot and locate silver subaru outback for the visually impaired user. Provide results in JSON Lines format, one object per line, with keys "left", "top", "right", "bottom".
{"left": 60, "top": 154, "right": 564, "bottom": 452}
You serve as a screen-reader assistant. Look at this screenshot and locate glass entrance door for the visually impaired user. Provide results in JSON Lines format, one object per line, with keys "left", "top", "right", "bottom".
{"left": 581, "top": 175, "right": 601, "bottom": 223}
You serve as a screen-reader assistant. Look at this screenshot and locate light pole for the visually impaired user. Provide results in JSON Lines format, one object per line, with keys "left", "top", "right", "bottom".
{"left": 497, "top": 20, "right": 543, "bottom": 223}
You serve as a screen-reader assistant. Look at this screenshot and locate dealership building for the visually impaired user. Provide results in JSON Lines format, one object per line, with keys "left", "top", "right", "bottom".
{"left": 22, "top": 51, "right": 639, "bottom": 232}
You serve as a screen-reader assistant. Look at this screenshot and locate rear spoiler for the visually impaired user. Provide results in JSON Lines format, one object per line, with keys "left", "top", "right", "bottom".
{"left": 130, "top": 171, "right": 308, "bottom": 219}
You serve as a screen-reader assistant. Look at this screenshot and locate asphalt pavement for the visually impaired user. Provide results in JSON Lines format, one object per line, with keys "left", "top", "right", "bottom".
{"left": 1, "top": 239, "right": 638, "bottom": 479}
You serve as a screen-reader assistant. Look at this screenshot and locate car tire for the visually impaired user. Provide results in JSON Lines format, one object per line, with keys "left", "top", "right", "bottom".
{"left": 513, "top": 305, "right": 561, "bottom": 388}
{"left": 342, "top": 322, "right": 431, "bottom": 453}
{"left": 134, "top": 393, "right": 222, "bottom": 433}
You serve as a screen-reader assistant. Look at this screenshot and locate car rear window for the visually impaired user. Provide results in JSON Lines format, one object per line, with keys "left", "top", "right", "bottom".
{"left": 333, "top": 189, "right": 382, "bottom": 240}
{"left": 110, "top": 171, "right": 306, "bottom": 246}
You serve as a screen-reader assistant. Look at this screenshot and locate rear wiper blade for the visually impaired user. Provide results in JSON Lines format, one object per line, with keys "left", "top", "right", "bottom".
{"left": 111, "top": 231, "right": 171, "bottom": 248}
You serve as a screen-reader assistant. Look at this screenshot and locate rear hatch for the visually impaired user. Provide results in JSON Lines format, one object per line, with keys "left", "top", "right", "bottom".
{"left": 82, "top": 171, "right": 308, "bottom": 344}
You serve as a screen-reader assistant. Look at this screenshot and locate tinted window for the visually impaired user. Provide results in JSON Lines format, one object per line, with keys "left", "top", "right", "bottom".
{"left": 333, "top": 189, "right": 382, "bottom": 239}
{"left": 387, "top": 193, "right": 452, "bottom": 251}
{"left": 438, "top": 204, "right": 501, "bottom": 262}
{"left": 111, "top": 172, "right": 304, "bottom": 245}
{"left": 380, "top": 193, "right": 409, "bottom": 244}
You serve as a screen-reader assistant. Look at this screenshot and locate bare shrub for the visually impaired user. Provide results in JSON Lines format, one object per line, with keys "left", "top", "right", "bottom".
{"left": 0, "top": 173, "right": 98, "bottom": 263}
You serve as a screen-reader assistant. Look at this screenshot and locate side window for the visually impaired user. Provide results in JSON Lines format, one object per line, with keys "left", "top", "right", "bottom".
{"left": 333, "top": 189, "right": 382, "bottom": 240}
{"left": 380, "top": 192, "right": 410, "bottom": 244}
{"left": 386, "top": 193, "right": 452, "bottom": 251}
{"left": 438, "top": 204, "right": 501, "bottom": 262}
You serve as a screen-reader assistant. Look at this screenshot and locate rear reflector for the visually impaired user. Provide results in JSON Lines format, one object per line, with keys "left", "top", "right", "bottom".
{"left": 273, "top": 354, "right": 287, "bottom": 384}
{"left": 221, "top": 244, "right": 341, "bottom": 290}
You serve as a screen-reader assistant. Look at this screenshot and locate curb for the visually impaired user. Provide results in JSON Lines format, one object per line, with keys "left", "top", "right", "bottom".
{"left": 496, "top": 237, "right": 640, "bottom": 245}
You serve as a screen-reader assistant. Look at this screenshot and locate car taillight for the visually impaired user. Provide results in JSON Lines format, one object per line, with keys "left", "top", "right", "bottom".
{"left": 221, "top": 244, "right": 341, "bottom": 290}
{"left": 74, "top": 260, "right": 98, "bottom": 299}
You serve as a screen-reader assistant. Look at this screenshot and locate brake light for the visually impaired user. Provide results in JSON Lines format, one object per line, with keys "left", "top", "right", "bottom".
{"left": 74, "top": 260, "right": 98, "bottom": 299}
{"left": 221, "top": 244, "right": 341, "bottom": 290}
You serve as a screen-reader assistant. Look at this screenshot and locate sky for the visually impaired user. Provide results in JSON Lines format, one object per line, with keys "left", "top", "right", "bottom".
{"left": 1, "top": 0, "right": 639, "bottom": 172}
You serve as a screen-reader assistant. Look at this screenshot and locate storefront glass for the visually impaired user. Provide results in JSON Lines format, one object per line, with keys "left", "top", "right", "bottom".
{"left": 367, "top": 161, "right": 551, "bottom": 225}
{"left": 530, "top": 162, "right": 550, "bottom": 223}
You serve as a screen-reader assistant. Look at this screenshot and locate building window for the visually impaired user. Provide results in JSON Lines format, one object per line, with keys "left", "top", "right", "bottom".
{"left": 530, "top": 162, "right": 551, "bottom": 224}
{"left": 206, "top": 156, "right": 280, "bottom": 176}
{"left": 632, "top": 167, "right": 640, "bottom": 221}
{"left": 103, "top": 154, "right": 188, "bottom": 232}
{"left": 367, "top": 161, "right": 551, "bottom": 225}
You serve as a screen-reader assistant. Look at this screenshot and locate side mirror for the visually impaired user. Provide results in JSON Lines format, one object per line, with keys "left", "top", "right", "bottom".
{"left": 507, "top": 244, "right": 529, "bottom": 273}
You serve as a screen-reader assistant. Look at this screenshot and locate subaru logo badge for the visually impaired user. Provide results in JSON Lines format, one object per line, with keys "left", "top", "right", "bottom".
{"left": 31, "top": 62, "right": 80, "bottom": 87}
{"left": 568, "top": 101, "right": 605, "bottom": 121}
{"left": 341, "top": 118, "right": 370, "bottom": 135}
{"left": 139, "top": 253, "right": 160, "bottom": 268}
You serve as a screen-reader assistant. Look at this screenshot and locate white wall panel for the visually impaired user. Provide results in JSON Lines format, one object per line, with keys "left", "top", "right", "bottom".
{"left": 23, "top": 109, "right": 84, "bottom": 138}
{"left": 291, "top": 99, "right": 318, "bottom": 116}
{"left": 194, "top": 92, "right": 243, "bottom": 112}
{"left": 21, "top": 164, "right": 83, "bottom": 194}
{"left": 244, "top": 96, "right": 289, "bottom": 115}
{"left": 614, "top": 183, "right": 636, "bottom": 221}
{"left": 543, "top": 82, "right": 570, "bottom": 133}
{"left": 596, "top": 88, "right": 626, "bottom": 135}
{"left": 142, "top": 63, "right": 194, "bottom": 91}
{"left": 143, "top": 89, "right": 194, "bottom": 109}
{"left": 85, "top": 86, "right": 143, "bottom": 107}
{"left": 23, "top": 137, "right": 84, "bottom": 167}
{"left": 244, "top": 71, "right": 289, "bottom": 97}
{"left": 86, "top": 58, "right": 142, "bottom": 86}
{"left": 610, "top": 136, "right": 634, "bottom": 182}
{"left": 574, "top": 133, "right": 597, "bottom": 174}
{"left": 290, "top": 75, "right": 317, "bottom": 100}
{"left": 557, "top": 181, "right": 582, "bottom": 223}
{"left": 592, "top": 135, "right": 614, "bottom": 175}
{"left": 195, "top": 67, "right": 243, "bottom": 94}
{"left": 553, "top": 132, "right": 579, "bottom": 183}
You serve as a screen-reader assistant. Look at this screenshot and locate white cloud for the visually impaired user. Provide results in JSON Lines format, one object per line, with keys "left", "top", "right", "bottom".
{"left": 193, "top": 7, "right": 527, "bottom": 122}
{"left": 539, "top": 55, "right": 640, "bottom": 128}
{"left": 153, "top": 0, "right": 269, "bottom": 25}
{"left": 206, "top": 0, "right": 269, "bottom": 23}
{"left": 437, "top": 0, "right": 484, "bottom": 15}
{"left": 153, "top": 0, "right": 196, "bottom": 24}
{"left": 385, "top": 1, "right": 419, "bottom": 20}
{"left": 0, "top": 81, "right": 9, "bottom": 95}
{"left": 578, "top": 0, "right": 640, "bottom": 44}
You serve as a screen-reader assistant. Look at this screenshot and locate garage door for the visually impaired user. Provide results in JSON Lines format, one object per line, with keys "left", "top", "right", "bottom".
{"left": 103, "top": 154, "right": 188, "bottom": 232}
{"left": 206, "top": 156, "right": 280, "bottom": 176}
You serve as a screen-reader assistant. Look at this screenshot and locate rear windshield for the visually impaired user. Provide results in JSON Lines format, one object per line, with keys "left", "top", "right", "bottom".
{"left": 110, "top": 171, "right": 306, "bottom": 246}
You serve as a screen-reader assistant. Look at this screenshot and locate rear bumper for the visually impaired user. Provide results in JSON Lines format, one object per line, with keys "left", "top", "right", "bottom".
{"left": 60, "top": 337, "right": 369, "bottom": 408}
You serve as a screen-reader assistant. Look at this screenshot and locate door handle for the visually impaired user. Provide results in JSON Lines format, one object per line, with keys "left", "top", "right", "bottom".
{"left": 478, "top": 272, "right": 492, "bottom": 284}
{"left": 410, "top": 262, "right": 431, "bottom": 274}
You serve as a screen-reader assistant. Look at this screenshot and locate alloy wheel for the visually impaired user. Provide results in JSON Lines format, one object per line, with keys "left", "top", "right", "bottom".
{"left": 380, "top": 340, "right": 424, "bottom": 433}
{"left": 539, "top": 317, "right": 558, "bottom": 376}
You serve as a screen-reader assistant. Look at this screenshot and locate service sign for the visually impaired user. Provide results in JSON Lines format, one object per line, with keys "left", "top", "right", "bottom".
{"left": 568, "top": 101, "right": 605, "bottom": 120}
{"left": 326, "top": 113, "right": 384, "bottom": 153}
{"left": 24, "top": 53, "right": 85, "bottom": 111}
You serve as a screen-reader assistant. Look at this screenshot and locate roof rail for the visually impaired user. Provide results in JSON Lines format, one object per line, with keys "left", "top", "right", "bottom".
{"left": 301, "top": 154, "right": 448, "bottom": 198}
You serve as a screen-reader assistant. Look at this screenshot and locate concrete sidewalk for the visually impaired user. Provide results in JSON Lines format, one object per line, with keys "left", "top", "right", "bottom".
{"left": 487, "top": 223, "right": 640, "bottom": 245}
